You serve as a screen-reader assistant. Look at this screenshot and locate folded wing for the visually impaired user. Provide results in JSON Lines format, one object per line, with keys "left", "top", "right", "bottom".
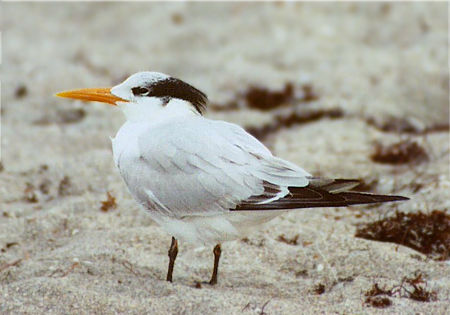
{"left": 136, "top": 118, "right": 407, "bottom": 217}
{"left": 136, "top": 118, "right": 311, "bottom": 217}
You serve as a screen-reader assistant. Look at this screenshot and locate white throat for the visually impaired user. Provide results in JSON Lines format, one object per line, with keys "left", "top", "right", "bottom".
{"left": 118, "top": 97, "right": 200, "bottom": 124}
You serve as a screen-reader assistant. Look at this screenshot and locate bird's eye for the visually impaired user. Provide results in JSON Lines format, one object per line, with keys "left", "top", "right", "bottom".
{"left": 132, "top": 87, "right": 150, "bottom": 96}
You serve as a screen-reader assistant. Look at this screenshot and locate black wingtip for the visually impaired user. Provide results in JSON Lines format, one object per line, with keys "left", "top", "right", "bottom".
{"left": 339, "top": 192, "right": 410, "bottom": 205}
{"left": 377, "top": 194, "right": 410, "bottom": 202}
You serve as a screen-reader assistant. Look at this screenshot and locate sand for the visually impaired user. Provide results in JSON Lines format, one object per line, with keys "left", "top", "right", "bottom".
{"left": 1, "top": 2, "right": 449, "bottom": 314}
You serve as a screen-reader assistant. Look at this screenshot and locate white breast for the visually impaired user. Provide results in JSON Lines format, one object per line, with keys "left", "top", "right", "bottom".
{"left": 112, "top": 122, "right": 166, "bottom": 212}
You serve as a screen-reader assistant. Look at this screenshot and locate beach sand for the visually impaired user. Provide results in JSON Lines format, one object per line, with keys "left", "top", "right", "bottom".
{"left": 1, "top": 2, "right": 449, "bottom": 314}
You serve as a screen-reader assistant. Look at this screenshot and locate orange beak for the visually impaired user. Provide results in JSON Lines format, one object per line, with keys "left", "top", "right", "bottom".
{"left": 55, "top": 88, "right": 127, "bottom": 105}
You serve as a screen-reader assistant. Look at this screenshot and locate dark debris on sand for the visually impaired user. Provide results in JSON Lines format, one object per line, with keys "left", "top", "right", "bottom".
{"left": 247, "top": 108, "right": 343, "bottom": 141}
{"left": 210, "top": 82, "right": 319, "bottom": 112}
{"left": 370, "top": 140, "right": 429, "bottom": 165}
{"left": 356, "top": 211, "right": 450, "bottom": 261}
{"left": 210, "top": 82, "right": 346, "bottom": 141}
{"left": 364, "top": 272, "right": 437, "bottom": 308}
{"left": 277, "top": 234, "right": 299, "bottom": 245}
{"left": 100, "top": 191, "right": 117, "bottom": 212}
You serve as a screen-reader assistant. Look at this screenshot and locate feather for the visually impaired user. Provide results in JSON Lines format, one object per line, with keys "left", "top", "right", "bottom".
{"left": 232, "top": 180, "right": 408, "bottom": 211}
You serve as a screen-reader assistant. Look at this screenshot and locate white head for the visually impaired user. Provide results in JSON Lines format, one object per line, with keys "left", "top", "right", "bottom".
{"left": 56, "top": 71, "right": 208, "bottom": 122}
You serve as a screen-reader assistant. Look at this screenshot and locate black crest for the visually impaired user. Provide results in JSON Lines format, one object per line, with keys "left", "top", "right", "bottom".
{"left": 132, "top": 78, "right": 208, "bottom": 114}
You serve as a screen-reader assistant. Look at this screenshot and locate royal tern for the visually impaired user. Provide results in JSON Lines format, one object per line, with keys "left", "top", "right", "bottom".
{"left": 56, "top": 71, "right": 408, "bottom": 284}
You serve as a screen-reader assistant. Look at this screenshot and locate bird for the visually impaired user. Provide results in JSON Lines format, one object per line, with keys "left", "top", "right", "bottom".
{"left": 56, "top": 71, "right": 408, "bottom": 285}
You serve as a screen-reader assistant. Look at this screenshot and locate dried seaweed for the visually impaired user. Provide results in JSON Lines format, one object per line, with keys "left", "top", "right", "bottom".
{"left": 313, "top": 283, "right": 326, "bottom": 295}
{"left": 210, "top": 82, "right": 318, "bottom": 112}
{"left": 244, "top": 83, "right": 294, "bottom": 111}
{"left": 247, "top": 108, "right": 344, "bottom": 141}
{"left": 208, "top": 83, "right": 334, "bottom": 140}
{"left": 365, "top": 283, "right": 393, "bottom": 297}
{"left": 194, "top": 282, "right": 202, "bottom": 289}
{"left": 398, "top": 273, "right": 437, "bottom": 302}
{"left": 241, "top": 237, "right": 265, "bottom": 247}
{"left": 364, "top": 272, "right": 437, "bottom": 307}
{"left": 277, "top": 234, "right": 299, "bottom": 245}
{"left": 100, "top": 191, "right": 117, "bottom": 212}
{"left": 356, "top": 211, "right": 450, "bottom": 261}
{"left": 365, "top": 296, "right": 392, "bottom": 308}
{"left": 371, "top": 140, "right": 428, "bottom": 165}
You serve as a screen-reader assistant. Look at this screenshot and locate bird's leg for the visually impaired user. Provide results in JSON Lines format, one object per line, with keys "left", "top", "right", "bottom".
{"left": 209, "top": 244, "right": 221, "bottom": 285}
{"left": 166, "top": 237, "right": 178, "bottom": 282}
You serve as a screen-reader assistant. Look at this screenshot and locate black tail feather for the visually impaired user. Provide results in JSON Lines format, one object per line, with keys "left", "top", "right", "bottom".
{"left": 233, "top": 180, "right": 408, "bottom": 211}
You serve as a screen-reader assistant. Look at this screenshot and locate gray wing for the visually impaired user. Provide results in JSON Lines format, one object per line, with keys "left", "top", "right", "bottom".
{"left": 137, "top": 118, "right": 407, "bottom": 217}
{"left": 136, "top": 118, "right": 311, "bottom": 217}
